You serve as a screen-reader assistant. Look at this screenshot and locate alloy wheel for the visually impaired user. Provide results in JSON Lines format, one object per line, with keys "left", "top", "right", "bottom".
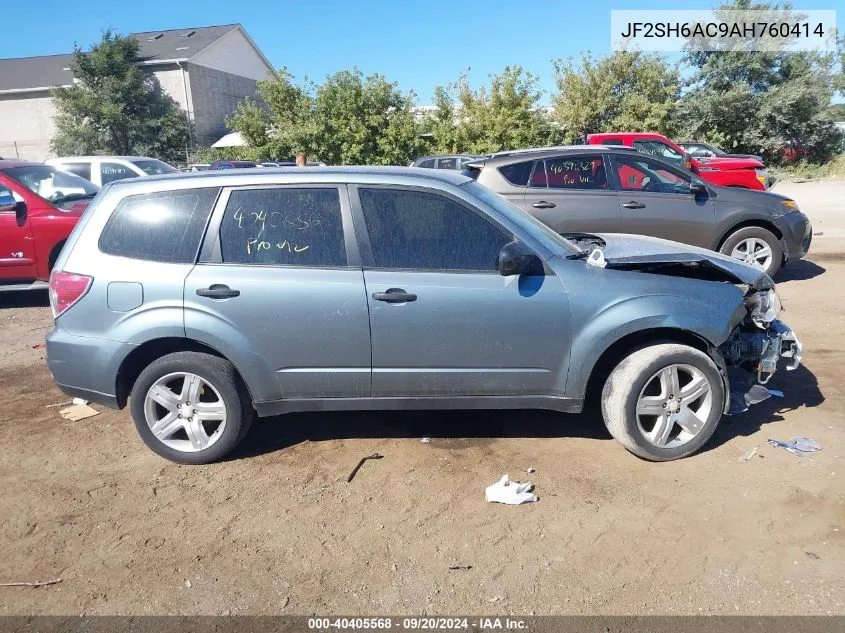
{"left": 143, "top": 372, "right": 227, "bottom": 452}
{"left": 730, "top": 237, "right": 773, "bottom": 271}
{"left": 635, "top": 364, "right": 714, "bottom": 449}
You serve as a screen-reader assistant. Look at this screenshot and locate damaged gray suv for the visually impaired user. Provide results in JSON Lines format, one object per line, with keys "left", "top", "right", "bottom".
{"left": 46, "top": 167, "right": 801, "bottom": 464}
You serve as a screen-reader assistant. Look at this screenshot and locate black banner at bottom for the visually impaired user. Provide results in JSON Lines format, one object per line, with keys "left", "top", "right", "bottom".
{"left": 0, "top": 616, "right": 842, "bottom": 633}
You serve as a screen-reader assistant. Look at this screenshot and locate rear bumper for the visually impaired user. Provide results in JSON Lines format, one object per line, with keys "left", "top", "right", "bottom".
{"left": 46, "top": 324, "right": 133, "bottom": 410}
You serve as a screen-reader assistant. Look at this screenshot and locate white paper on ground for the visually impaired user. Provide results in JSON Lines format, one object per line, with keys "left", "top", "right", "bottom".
{"left": 485, "top": 474, "right": 538, "bottom": 505}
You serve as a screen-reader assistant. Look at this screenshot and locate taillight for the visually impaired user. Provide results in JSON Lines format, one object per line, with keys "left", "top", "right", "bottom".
{"left": 49, "top": 271, "right": 92, "bottom": 318}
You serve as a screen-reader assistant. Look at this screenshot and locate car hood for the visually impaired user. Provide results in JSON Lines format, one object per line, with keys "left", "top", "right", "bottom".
{"left": 711, "top": 183, "right": 791, "bottom": 208}
{"left": 697, "top": 156, "right": 764, "bottom": 169}
{"left": 570, "top": 232, "right": 774, "bottom": 290}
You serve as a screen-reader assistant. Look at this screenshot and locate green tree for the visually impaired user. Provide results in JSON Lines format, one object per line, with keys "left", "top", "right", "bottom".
{"left": 551, "top": 50, "right": 680, "bottom": 141}
{"left": 425, "top": 66, "right": 561, "bottom": 154}
{"left": 311, "top": 69, "right": 425, "bottom": 165}
{"left": 225, "top": 67, "right": 425, "bottom": 165}
{"left": 51, "top": 30, "right": 190, "bottom": 165}
{"left": 676, "top": 0, "right": 842, "bottom": 162}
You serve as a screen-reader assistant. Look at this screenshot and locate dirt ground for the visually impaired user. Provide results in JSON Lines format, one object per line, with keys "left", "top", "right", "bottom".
{"left": 0, "top": 180, "right": 843, "bottom": 616}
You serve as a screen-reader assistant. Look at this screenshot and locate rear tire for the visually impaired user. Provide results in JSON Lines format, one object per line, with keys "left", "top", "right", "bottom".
{"left": 601, "top": 344, "right": 725, "bottom": 461}
{"left": 130, "top": 352, "right": 251, "bottom": 464}
{"left": 719, "top": 226, "right": 782, "bottom": 277}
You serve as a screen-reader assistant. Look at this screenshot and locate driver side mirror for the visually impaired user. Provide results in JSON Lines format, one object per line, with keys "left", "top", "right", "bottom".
{"left": 689, "top": 180, "right": 707, "bottom": 195}
{"left": 0, "top": 193, "right": 25, "bottom": 223}
{"left": 683, "top": 152, "right": 695, "bottom": 171}
{"left": 496, "top": 240, "right": 543, "bottom": 276}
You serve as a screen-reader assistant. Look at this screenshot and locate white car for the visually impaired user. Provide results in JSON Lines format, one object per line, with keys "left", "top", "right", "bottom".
{"left": 46, "top": 156, "right": 178, "bottom": 187}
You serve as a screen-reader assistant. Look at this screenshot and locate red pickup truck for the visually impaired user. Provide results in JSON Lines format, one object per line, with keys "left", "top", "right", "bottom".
{"left": 586, "top": 133, "right": 769, "bottom": 190}
{"left": 0, "top": 160, "right": 98, "bottom": 292}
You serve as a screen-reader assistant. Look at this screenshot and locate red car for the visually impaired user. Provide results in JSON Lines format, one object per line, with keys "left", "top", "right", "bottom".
{"left": 0, "top": 160, "right": 98, "bottom": 291}
{"left": 586, "top": 133, "right": 770, "bottom": 190}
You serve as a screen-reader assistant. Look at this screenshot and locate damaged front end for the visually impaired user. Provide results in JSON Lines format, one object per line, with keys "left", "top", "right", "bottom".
{"left": 564, "top": 232, "right": 804, "bottom": 416}
{"left": 718, "top": 288, "right": 802, "bottom": 414}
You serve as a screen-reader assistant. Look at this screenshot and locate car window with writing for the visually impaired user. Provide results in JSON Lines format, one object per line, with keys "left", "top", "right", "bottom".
{"left": 359, "top": 188, "right": 510, "bottom": 271}
{"left": 219, "top": 188, "right": 346, "bottom": 267}
{"left": 545, "top": 157, "right": 607, "bottom": 190}
{"left": 100, "top": 162, "right": 133, "bottom": 184}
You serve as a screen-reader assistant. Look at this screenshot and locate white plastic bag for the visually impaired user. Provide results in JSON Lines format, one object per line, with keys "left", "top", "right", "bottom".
{"left": 485, "top": 474, "right": 537, "bottom": 505}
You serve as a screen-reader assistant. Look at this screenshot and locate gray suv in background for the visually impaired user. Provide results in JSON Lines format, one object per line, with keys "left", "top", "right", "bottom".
{"left": 466, "top": 147, "right": 812, "bottom": 277}
{"left": 47, "top": 167, "right": 800, "bottom": 464}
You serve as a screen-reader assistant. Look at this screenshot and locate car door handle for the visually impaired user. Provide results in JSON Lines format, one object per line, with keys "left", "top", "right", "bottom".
{"left": 621, "top": 201, "right": 646, "bottom": 209}
{"left": 372, "top": 288, "right": 417, "bottom": 303}
{"left": 196, "top": 284, "right": 240, "bottom": 299}
{"left": 532, "top": 201, "right": 557, "bottom": 209}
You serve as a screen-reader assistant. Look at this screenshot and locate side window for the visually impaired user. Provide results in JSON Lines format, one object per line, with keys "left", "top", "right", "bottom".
{"left": 545, "top": 156, "right": 608, "bottom": 190}
{"left": 417, "top": 159, "right": 435, "bottom": 169}
{"left": 529, "top": 161, "right": 547, "bottom": 187}
{"left": 219, "top": 188, "right": 346, "bottom": 267}
{"left": 99, "top": 188, "right": 219, "bottom": 263}
{"left": 633, "top": 140, "right": 684, "bottom": 165}
{"left": 438, "top": 157, "right": 457, "bottom": 170}
{"left": 61, "top": 162, "right": 92, "bottom": 182}
{"left": 359, "top": 188, "right": 511, "bottom": 271}
{"left": 601, "top": 139, "right": 624, "bottom": 145}
{"left": 611, "top": 156, "right": 691, "bottom": 194}
{"left": 100, "top": 162, "right": 133, "bottom": 184}
{"left": 498, "top": 161, "right": 533, "bottom": 186}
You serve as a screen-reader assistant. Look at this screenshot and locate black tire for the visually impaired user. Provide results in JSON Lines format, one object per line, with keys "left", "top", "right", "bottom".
{"left": 719, "top": 226, "right": 783, "bottom": 277}
{"left": 601, "top": 344, "right": 725, "bottom": 462}
{"left": 130, "top": 352, "right": 251, "bottom": 464}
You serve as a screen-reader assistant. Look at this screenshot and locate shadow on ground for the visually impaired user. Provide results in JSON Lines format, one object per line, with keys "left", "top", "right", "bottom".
{"left": 0, "top": 289, "right": 50, "bottom": 309}
{"left": 708, "top": 363, "right": 824, "bottom": 450}
{"left": 230, "top": 407, "right": 613, "bottom": 461}
{"left": 774, "top": 259, "right": 826, "bottom": 283}
{"left": 230, "top": 363, "right": 824, "bottom": 460}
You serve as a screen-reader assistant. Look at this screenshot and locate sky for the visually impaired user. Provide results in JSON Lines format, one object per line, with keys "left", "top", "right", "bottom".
{"left": 1, "top": 0, "right": 842, "bottom": 105}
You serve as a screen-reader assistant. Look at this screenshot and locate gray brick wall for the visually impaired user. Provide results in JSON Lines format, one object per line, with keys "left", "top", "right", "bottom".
{"left": 188, "top": 64, "right": 259, "bottom": 147}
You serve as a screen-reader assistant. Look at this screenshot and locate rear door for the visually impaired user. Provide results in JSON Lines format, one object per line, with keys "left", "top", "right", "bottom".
{"left": 352, "top": 185, "right": 571, "bottom": 398}
{"left": 184, "top": 185, "right": 371, "bottom": 403}
{"left": 522, "top": 154, "right": 621, "bottom": 234}
{"left": 608, "top": 153, "right": 716, "bottom": 247}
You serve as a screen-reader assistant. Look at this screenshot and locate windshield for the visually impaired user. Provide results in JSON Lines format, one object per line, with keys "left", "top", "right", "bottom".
{"left": 130, "top": 159, "right": 178, "bottom": 175}
{"left": 0, "top": 165, "right": 99, "bottom": 203}
{"left": 463, "top": 182, "right": 580, "bottom": 255}
{"left": 710, "top": 144, "right": 728, "bottom": 156}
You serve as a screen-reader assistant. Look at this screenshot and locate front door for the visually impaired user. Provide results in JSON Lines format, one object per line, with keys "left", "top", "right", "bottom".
{"left": 609, "top": 153, "right": 716, "bottom": 248}
{"left": 184, "top": 185, "right": 371, "bottom": 401}
{"left": 0, "top": 179, "right": 36, "bottom": 281}
{"left": 521, "top": 155, "right": 621, "bottom": 234}
{"left": 352, "top": 185, "right": 571, "bottom": 398}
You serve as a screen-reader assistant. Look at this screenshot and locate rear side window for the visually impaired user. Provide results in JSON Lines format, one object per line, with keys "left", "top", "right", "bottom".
{"left": 61, "top": 162, "right": 92, "bottom": 181}
{"left": 545, "top": 156, "right": 608, "bottom": 190}
{"left": 417, "top": 159, "right": 435, "bottom": 169}
{"left": 99, "top": 187, "right": 219, "bottom": 263}
{"left": 498, "top": 161, "right": 533, "bottom": 186}
{"left": 101, "top": 162, "right": 135, "bottom": 184}
{"left": 438, "top": 157, "right": 457, "bottom": 170}
{"left": 219, "top": 188, "right": 346, "bottom": 267}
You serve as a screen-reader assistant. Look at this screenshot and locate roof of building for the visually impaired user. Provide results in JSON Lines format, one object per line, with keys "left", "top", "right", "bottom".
{"left": 0, "top": 24, "right": 243, "bottom": 93}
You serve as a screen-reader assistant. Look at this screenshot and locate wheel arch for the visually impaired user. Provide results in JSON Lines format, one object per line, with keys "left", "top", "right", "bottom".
{"left": 48, "top": 240, "right": 66, "bottom": 272}
{"left": 115, "top": 337, "right": 254, "bottom": 408}
{"left": 582, "top": 327, "right": 723, "bottom": 410}
{"left": 714, "top": 219, "right": 784, "bottom": 252}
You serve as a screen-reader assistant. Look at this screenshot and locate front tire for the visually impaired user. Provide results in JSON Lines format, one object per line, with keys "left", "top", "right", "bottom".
{"left": 130, "top": 352, "right": 251, "bottom": 464}
{"left": 601, "top": 344, "right": 725, "bottom": 461}
{"left": 720, "top": 226, "right": 782, "bottom": 277}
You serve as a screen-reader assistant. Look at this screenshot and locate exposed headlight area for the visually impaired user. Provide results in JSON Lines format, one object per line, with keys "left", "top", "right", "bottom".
{"left": 719, "top": 288, "right": 801, "bottom": 412}
{"left": 755, "top": 169, "right": 770, "bottom": 187}
{"left": 744, "top": 288, "right": 781, "bottom": 328}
